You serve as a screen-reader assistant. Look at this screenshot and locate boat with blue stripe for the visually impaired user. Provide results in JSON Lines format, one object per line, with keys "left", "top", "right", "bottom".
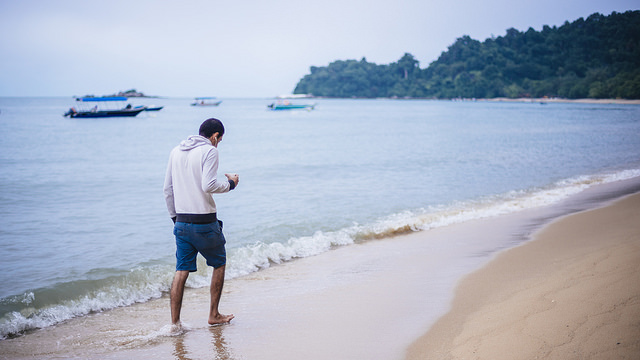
{"left": 64, "top": 97, "right": 146, "bottom": 118}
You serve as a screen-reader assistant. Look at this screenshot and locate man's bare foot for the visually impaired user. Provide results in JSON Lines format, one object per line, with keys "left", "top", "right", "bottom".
{"left": 169, "top": 322, "right": 185, "bottom": 335}
{"left": 208, "top": 313, "right": 234, "bottom": 326}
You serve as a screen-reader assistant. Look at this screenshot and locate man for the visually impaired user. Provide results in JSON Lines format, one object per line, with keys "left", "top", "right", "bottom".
{"left": 163, "top": 118, "right": 239, "bottom": 327}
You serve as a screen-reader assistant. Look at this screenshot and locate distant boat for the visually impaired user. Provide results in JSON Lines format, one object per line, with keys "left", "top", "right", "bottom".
{"left": 135, "top": 105, "right": 164, "bottom": 111}
{"left": 267, "top": 101, "right": 316, "bottom": 111}
{"left": 276, "top": 94, "right": 313, "bottom": 99}
{"left": 191, "top": 97, "right": 222, "bottom": 106}
{"left": 64, "top": 97, "right": 146, "bottom": 118}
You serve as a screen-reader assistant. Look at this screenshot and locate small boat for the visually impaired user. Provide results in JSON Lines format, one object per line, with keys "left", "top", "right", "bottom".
{"left": 135, "top": 105, "right": 164, "bottom": 111}
{"left": 191, "top": 97, "right": 222, "bottom": 106}
{"left": 267, "top": 101, "right": 316, "bottom": 111}
{"left": 64, "top": 97, "right": 146, "bottom": 118}
{"left": 276, "top": 94, "right": 313, "bottom": 99}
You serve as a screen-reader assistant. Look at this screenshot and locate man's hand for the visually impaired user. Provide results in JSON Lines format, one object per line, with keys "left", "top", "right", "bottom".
{"left": 225, "top": 173, "right": 239, "bottom": 187}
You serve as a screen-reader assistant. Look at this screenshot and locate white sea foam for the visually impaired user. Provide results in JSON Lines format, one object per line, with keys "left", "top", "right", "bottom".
{"left": 225, "top": 168, "right": 640, "bottom": 279}
{"left": 112, "top": 322, "right": 191, "bottom": 349}
{"left": 0, "top": 265, "right": 173, "bottom": 339}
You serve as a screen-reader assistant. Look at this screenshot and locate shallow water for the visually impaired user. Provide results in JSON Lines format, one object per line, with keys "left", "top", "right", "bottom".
{"left": 1, "top": 97, "right": 639, "bottom": 339}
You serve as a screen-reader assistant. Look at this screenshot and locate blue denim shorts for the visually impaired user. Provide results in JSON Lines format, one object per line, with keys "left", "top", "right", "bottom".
{"left": 173, "top": 220, "right": 226, "bottom": 271}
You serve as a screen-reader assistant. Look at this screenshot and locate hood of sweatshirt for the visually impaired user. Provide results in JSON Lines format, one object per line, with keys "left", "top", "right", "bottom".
{"left": 179, "top": 135, "right": 212, "bottom": 151}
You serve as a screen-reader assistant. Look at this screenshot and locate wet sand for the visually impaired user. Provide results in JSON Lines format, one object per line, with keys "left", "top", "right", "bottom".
{"left": 407, "top": 192, "right": 640, "bottom": 359}
{"left": 1, "top": 181, "right": 639, "bottom": 359}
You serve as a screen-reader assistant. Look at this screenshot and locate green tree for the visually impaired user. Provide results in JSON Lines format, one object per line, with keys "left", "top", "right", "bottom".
{"left": 293, "top": 11, "right": 640, "bottom": 99}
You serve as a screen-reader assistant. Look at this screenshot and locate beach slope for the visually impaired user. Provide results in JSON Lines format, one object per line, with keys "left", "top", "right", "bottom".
{"left": 407, "top": 193, "right": 640, "bottom": 359}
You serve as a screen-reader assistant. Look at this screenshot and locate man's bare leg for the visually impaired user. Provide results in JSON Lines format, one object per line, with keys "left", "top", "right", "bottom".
{"left": 208, "top": 265, "right": 234, "bottom": 325}
{"left": 171, "top": 270, "right": 190, "bottom": 325}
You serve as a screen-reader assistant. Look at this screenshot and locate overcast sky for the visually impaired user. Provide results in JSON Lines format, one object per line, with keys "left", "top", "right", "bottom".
{"left": 1, "top": 0, "right": 637, "bottom": 98}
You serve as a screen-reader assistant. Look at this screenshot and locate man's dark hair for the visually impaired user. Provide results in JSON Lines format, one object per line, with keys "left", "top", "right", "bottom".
{"left": 199, "top": 118, "right": 225, "bottom": 138}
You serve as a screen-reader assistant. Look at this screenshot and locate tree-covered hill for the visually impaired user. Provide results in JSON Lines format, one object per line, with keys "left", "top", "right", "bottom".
{"left": 293, "top": 11, "right": 640, "bottom": 99}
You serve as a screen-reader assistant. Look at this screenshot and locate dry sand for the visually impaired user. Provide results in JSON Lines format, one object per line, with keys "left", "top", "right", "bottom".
{"left": 406, "top": 193, "right": 640, "bottom": 360}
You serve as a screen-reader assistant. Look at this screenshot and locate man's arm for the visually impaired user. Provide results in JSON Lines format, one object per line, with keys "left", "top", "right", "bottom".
{"left": 202, "top": 147, "right": 232, "bottom": 193}
{"left": 163, "top": 153, "right": 177, "bottom": 222}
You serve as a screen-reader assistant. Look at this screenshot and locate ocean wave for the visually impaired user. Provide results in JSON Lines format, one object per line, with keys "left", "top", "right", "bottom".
{"left": 1, "top": 168, "right": 638, "bottom": 340}
{"left": 0, "top": 265, "right": 173, "bottom": 340}
{"left": 225, "top": 168, "right": 640, "bottom": 279}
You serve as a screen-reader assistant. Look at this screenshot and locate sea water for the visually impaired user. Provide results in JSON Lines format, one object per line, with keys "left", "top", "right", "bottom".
{"left": 1, "top": 97, "right": 639, "bottom": 339}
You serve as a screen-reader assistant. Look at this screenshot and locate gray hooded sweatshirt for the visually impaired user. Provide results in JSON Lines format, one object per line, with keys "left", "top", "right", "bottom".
{"left": 163, "top": 135, "right": 231, "bottom": 220}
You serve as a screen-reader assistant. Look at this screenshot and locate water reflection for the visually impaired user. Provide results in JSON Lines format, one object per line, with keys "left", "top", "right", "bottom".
{"left": 209, "top": 326, "right": 235, "bottom": 360}
{"left": 172, "top": 335, "right": 193, "bottom": 360}
{"left": 171, "top": 326, "right": 235, "bottom": 360}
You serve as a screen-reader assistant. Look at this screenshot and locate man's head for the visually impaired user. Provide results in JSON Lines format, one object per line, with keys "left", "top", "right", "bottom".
{"left": 199, "top": 118, "right": 225, "bottom": 139}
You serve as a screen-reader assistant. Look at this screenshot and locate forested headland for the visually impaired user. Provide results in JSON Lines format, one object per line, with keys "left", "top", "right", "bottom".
{"left": 293, "top": 11, "right": 640, "bottom": 99}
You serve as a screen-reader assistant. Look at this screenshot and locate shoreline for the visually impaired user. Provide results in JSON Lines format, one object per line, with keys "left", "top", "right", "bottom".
{"left": 482, "top": 97, "right": 640, "bottom": 105}
{"left": 406, "top": 191, "right": 640, "bottom": 359}
{"left": 1, "top": 178, "right": 639, "bottom": 359}
{"left": 2, "top": 96, "right": 639, "bottom": 105}
{"left": 306, "top": 96, "right": 640, "bottom": 105}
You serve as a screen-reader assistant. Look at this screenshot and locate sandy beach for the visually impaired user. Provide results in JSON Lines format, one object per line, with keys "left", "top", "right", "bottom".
{"left": 1, "top": 180, "right": 639, "bottom": 359}
{"left": 407, "top": 192, "right": 640, "bottom": 359}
